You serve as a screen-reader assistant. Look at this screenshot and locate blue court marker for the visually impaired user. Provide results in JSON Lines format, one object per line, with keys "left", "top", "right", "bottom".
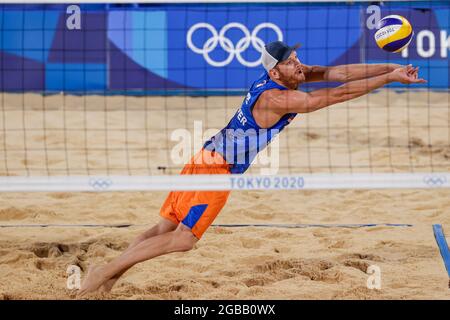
{"left": 432, "top": 224, "right": 450, "bottom": 288}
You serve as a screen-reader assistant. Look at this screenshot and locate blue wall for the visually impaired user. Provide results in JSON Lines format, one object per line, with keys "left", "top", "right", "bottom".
{"left": 0, "top": 2, "right": 449, "bottom": 94}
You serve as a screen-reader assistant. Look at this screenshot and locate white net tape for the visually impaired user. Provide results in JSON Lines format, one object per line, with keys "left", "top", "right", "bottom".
{"left": 1, "top": 173, "right": 448, "bottom": 192}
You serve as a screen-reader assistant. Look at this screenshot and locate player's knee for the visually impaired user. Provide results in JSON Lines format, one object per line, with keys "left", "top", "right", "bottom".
{"left": 170, "top": 227, "right": 197, "bottom": 252}
{"left": 156, "top": 219, "right": 177, "bottom": 234}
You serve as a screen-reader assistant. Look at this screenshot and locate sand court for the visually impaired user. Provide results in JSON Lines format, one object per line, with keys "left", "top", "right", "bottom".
{"left": 0, "top": 91, "right": 449, "bottom": 299}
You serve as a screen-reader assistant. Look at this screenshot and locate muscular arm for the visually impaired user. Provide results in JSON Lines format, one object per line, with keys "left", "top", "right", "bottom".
{"left": 303, "top": 63, "right": 401, "bottom": 83}
{"left": 265, "top": 67, "right": 425, "bottom": 115}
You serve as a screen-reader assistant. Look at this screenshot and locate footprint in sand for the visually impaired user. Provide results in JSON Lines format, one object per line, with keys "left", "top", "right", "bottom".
{"left": 0, "top": 207, "right": 58, "bottom": 220}
{"left": 340, "top": 252, "right": 384, "bottom": 273}
{"left": 0, "top": 207, "right": 31, "bottom": 220}
{"left": 246, "top": 203, "right": 276, "bottom": 220}
{"left": 239, "top": 237, "right": 263, "bottom": 249}
{"left": 205, "top": 280, "right": 221, "bottom": 288}
{"left": 34, "top": 259, "right": 57, "bottom": 271}
{"left": 253, "top": 258, "right": 339, "bottom": 283}
{"left": 0, "top": 293, "right": 16, "bottom": 300}
{"left": 28, "top": 241, "right": 92, "bottom": 258}
{"left": 264, "top": 230, "right": 285, "bottom": 239}
{"left": 328, "top": 240, "right": 350, "bottom": 249}
{"left": 243, "top": 276, "right": 270, "bottom": 287}
{"left": 219, "top": 270, "right": 238, "bottom": 277}
{"left": 343, "top": 260, "right": 371, "bottom": 273}
{"left": 212, "top": 227, "right": 233, "bottom": 235}
{"left": 342, "top": 253, "right": 384, "bottom": 262}
{"left": 47, "top": 193, "right": 74, "bottom": 199}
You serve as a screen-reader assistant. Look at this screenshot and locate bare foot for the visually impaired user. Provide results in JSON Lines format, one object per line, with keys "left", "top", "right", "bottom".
{"left": 99, "top": 277, "right": 119, "bottom": 293}
{"left": 78, "top": 265, "right": 109, "bottom": 297}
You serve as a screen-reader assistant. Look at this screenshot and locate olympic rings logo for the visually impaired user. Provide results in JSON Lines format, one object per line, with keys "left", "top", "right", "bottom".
{"left": 423, "top": 175, "right": 448, "bottom": 187}
{"left": 89, "top": 178, "right": 113, "bottom": 191}
{"left": 187, "top": 22, "right": 283, "bottom": 67}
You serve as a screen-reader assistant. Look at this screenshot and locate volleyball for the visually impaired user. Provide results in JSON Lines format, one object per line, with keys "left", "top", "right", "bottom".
{"left": 374, "top": 15, "right": 414, "bottom": 52}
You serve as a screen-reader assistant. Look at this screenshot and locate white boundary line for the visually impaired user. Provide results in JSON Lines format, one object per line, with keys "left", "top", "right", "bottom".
{"left": 0, "top": 173, "right": 448, "bottom": 191}
{"left": 0, "top": 223, "right": 414, "bottom": 228}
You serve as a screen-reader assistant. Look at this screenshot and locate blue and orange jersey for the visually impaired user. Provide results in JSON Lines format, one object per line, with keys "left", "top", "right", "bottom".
{"left": 204, "top": 72, "right": 297, "bottom": 174}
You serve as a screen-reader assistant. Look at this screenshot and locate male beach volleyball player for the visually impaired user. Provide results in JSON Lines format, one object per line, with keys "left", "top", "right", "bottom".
{"left": 79, "top": 41, "right": 425, "bottom": 295}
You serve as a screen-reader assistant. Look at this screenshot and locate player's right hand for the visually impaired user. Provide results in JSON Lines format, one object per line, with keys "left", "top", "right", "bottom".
{"left": 390, "top": 66, "right": 427, "bottom": 84}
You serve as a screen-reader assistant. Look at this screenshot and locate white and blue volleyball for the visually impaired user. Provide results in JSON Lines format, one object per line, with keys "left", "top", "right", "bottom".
{"left": 375, "top": 15, "right": 413, "bottom": 53}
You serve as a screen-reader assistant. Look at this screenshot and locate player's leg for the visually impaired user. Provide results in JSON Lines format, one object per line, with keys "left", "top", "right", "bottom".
{"left": 80, "top": 186, "right": 230, "bottom": 296}
{"left": 126, "top": 218, "right": 178, "bottom": 251}
{"left": 100, "top": 218, "right": 178, "bottom": 292}
{"left": 79, "top": 149, "right": 230, "bottom": 296}
{"left": 97, "top": 189, "right": 183, "bottom": 293}
{"left": 79, "top": 222, "right": 197, "bottom": 296}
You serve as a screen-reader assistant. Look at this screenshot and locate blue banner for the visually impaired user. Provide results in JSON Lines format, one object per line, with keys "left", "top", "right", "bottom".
{"left": 0, "top": 2, "right": 448, "bottom": 94}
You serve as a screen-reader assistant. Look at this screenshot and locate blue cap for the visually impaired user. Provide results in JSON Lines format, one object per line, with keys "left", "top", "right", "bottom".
{"left": 261, "top": 41, "right": 301, "bottom": 72}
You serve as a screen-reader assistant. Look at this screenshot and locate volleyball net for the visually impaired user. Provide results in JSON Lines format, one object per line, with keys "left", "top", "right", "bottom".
{"left": 0, "top": 0, "right": 449, "bottom": 191}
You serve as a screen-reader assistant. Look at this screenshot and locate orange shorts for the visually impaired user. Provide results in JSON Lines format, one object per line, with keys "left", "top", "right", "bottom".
{"left": 160, "top": 148, "right": 231, "bottom": 239}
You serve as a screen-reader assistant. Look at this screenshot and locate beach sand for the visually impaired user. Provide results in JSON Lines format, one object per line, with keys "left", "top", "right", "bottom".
{"left": 0, "top": 90, "right": 449, "bottom": 299}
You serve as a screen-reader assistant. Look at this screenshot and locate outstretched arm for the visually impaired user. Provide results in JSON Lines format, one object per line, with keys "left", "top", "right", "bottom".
{"left": 265, "top": 66, "right": 426, "bottom": 115}
{"left": 303, "top": 63, "right": 404, "bottom": 83}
